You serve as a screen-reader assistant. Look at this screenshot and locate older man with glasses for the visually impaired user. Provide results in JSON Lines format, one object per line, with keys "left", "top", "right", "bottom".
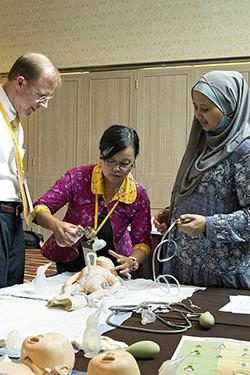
{"left": 0, "top": 53, "right": 61, "bottom": 288}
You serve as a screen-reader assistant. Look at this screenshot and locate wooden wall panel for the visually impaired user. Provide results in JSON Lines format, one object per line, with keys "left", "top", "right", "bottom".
{"left": 193, "top": 63, "right": 250, "bottom": 83}
{"left": 136, "top": 68, "right": 194, "bottom": 211}
{"left": 24, "top": 74, "right": 84, "bottom": 237}
{"left": 86, "top": 70, "right": 136, "bottom": 164}
{"left": 28, "top": 74, "right": 84, "bottom": 200}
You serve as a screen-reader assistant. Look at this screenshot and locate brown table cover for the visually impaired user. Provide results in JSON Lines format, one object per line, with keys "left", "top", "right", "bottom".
{"left": 74, "top": 287, "right": 250, "bottom": 374}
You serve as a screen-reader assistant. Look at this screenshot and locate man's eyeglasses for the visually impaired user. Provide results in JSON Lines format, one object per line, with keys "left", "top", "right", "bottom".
{"left": 35, "top": 92, "right": 53, "bottom": 104}
{"left": 103, "top": 158, "right": 134, "bottom": 171}
{"left": 23, "top": 78, "right": 54, "bottom": 104}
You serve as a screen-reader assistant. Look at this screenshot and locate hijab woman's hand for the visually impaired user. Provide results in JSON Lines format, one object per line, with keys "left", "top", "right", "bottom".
{"left": 178, "top": 214, "right": 206, "bottom": 236}
{"left": 153, "top": 208, "right": 170, "bottom": 234}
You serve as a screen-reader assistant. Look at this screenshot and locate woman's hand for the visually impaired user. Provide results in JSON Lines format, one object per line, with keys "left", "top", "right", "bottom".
{"left": 35, "top": 210, "right": 79, "bottom": 247}
{"left": 108, "top": 250, "right": 133, "bottom": 279}
{"left": 52, "top": 220, "right": 79, "bottom": 247}
{"left": 153, "top": 208, "right": 170, "bottom": 234}
{"left": 178, "top": 214, "right": 206, "bottom": 236}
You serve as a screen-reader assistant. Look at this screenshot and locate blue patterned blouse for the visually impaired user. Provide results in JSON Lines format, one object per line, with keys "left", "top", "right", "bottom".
{"left": 162, "top": 139, "right": 250, "bottom": 289}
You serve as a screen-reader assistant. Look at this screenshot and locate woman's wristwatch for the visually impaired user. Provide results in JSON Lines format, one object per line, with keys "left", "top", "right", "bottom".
{"left": 129, "top": 256, "right": 139, "bottom": 271}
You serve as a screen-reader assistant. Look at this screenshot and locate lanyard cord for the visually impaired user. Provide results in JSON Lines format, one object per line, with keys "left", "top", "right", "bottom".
{"left": 0, "top": 102, "right": 24, "bottom": 178}
{"left": 94, "top": 194, "right": 119, "bottom": 235}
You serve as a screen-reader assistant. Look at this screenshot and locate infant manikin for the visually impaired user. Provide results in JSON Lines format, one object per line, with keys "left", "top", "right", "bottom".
{"left": 61, "top": 256, "right": 120, "bottom": 299}
{"left": 0, "top": 363, "right": 33, "bottom": 375}
{"left": 0, "top": 332, "right": 75, "bottom": 375}
{"left": 87, "top": 350, "right": 141, "bottom": 375}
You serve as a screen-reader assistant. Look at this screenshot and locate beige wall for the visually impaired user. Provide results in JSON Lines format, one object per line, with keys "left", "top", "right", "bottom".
{"left": 0, "top": 0, "right": 250, "bottom": 72}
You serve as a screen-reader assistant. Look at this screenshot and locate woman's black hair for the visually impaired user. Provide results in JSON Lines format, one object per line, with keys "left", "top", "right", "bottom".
{"left": 99, "top": 125, "right": 140, "bottom": 160}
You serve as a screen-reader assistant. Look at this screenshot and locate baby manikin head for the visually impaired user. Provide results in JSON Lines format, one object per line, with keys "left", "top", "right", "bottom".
{"left": 20, "top": 332, "right": 75, "bottom": 374}
{"left": 87, "top": 350, "right": 141, "bottom": 375}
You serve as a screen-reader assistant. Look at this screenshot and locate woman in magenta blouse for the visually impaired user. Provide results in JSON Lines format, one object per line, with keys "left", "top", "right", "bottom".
{"left": 33, "top": 125, "right": 152, "bottom": 278}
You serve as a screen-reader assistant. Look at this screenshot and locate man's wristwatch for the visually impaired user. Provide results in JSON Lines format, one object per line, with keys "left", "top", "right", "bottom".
{"left": 129, "top": 256, "right": 139, "bottom": 271}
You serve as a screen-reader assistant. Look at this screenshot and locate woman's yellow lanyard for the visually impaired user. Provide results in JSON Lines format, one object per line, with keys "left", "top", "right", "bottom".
{"left": 93, "top": 194, "right": 119, "bottom": 236}
{"left": 0, "top": 101, "right": 30, "bottom": 224}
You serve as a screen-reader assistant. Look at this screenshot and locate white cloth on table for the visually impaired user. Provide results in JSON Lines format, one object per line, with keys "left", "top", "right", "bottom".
{"left": 0, "top": 273, "right": 205, "bottom": 344}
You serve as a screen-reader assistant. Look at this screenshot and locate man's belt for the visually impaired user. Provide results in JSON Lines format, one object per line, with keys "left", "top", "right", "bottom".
{"left": 0, "top": 202, "right": 23, "bottom": 216}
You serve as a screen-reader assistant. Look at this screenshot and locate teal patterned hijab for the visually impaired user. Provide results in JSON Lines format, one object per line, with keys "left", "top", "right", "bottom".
{"left": 171, "top": 70, "right": 250, "bottom": 206}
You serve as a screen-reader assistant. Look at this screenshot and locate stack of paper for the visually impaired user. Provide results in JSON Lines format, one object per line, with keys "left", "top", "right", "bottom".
{"left": 171, "top": 336, "right": 250, "bottom": 375}
{"left": 219, "top": 295, "right": 250, "bottom": 314}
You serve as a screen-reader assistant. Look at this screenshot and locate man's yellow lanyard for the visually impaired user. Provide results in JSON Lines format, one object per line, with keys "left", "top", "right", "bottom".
{"left": 94, "top": 194, "right": 119, "bottom": 236}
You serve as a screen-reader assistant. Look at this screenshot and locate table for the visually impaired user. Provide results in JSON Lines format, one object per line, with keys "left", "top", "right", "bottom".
{"left": 74, "top": 287, "right": 250, "bottom": 374}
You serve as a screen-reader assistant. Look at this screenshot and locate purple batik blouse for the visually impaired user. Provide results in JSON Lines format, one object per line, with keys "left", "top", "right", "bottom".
{"left": 33, "top": 164, "right": 152, "bottom": 262}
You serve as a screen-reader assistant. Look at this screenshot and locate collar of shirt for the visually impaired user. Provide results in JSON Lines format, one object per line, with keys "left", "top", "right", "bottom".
{"left": 91, "top": 163, "right": 137, "bottom": 204}
{"left": 0, "top": 85, "right": 17, "bottom": 123}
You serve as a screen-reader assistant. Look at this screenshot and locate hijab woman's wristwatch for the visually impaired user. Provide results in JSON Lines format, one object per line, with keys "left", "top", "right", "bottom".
{"left": 129, "top": 256, "right": 139, "bottom": 271}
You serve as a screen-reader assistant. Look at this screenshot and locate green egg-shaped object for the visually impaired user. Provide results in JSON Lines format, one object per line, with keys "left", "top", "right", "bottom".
{"left": 126, "top": 340, "right": 160, "bottom": 359}
{"left": 199, "top": 311, "right": 215, "bottom": 329}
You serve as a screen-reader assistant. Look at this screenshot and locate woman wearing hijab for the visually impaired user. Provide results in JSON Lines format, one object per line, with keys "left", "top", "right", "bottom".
{"left": 154, "top": 70, "right": 250, "bottom": 288}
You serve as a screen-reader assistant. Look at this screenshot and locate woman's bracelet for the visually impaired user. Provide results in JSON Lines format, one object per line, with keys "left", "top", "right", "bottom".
{"left": 128, "top": 256, "right": 139, "bottom": 271}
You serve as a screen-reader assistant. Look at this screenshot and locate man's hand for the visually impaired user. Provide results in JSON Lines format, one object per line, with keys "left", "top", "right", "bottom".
{"left": 178, "top": 214, "right": 206, "bottom": 236}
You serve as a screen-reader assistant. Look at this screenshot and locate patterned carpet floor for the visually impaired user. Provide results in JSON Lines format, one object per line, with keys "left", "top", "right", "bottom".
{"left": 24, "top": 249, "right": 57, "bottom": 282}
